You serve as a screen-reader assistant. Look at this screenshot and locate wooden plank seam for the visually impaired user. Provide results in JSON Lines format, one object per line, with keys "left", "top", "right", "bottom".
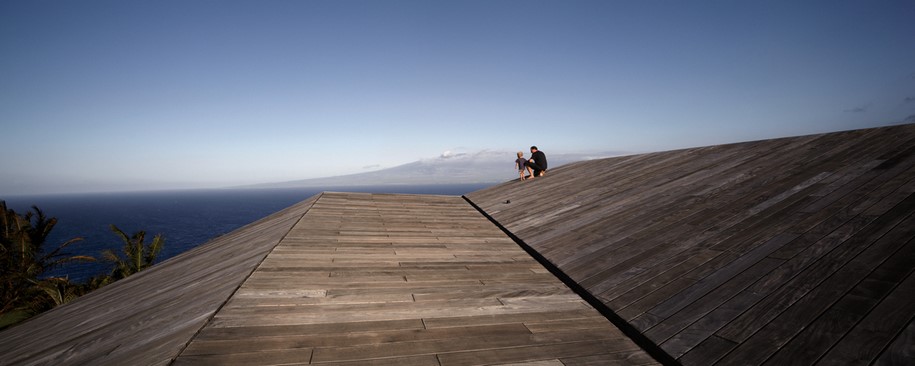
{"left": 167, "top": 192, "right": 324, "bottom": 365}
{"left": 462, "top": 194, "right": 681, "bottom": 366}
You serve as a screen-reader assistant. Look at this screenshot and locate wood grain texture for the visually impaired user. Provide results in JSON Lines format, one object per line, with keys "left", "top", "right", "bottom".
{"left": 174, "top": 192, "right": 654, "bottom": 365}
{"left": 0, "top": 192, "right": 654, "bottom": 365}
{"left": 6, "top": 123, "right": 914, "bottom": 365}
{"left": 467, "top": 123, "right": 915, "bottom": 365}
{"left": 0, "top": 194, "right": 321, "bottom": 366}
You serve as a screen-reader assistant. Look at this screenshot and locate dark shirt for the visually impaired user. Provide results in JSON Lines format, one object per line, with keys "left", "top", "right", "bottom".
{"left": 530, "top": 150, "right": 547, "bottom": 170}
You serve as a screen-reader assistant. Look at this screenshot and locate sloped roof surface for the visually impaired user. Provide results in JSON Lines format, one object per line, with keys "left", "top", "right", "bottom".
{"left": 5, "top": 124, "right": 912, "bottom": 365}
{"left": 466, "top": 123, "right": 915, "bottom": 365}
{"left": 0, "top": 195, "right": 319, "bottom": 365}
{"left": 173, "top": 192, "right": 653, "bottom": 365}
{"left": 0, "top": 192, "right": 654, "bottom": 365}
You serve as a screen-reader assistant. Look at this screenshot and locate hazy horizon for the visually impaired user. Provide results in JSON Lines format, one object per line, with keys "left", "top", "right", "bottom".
{"left": 3, "top": 1, "right": 914, "bottom": 195}
{"left": 2, "top": 148, "right": 621, "bottom": 196}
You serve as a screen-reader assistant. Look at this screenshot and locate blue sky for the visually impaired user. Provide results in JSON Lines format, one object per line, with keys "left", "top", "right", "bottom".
{"left": 2, "top": 1, "right": 914, "bottom": 195}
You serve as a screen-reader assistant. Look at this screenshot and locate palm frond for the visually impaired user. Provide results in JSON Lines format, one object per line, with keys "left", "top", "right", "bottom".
{"left": 100, "top": 249, "right": 120, "bottom": 263}
{"left": 144, "top": 234, "right": 165, "bottom": 266}
{"left": 40, "top": 236, "right": 85, "bottom": 264}
{"left": 45, "top": 255, "right": 96, "bottom": 269}
{"left": 109, "top": 224, "right": 131, "bottom": 247}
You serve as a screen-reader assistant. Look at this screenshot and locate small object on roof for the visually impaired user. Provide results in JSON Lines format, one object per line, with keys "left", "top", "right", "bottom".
{"left": 504, "top": 200, "right": 511, "bottom": 204}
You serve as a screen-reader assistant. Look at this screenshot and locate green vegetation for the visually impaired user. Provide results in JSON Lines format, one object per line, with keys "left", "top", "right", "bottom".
{"left": 103, "top": 224, "right": 164, "bottom": 280}
{"left": 0, "top": 201, "right": 164, "bottom": 330}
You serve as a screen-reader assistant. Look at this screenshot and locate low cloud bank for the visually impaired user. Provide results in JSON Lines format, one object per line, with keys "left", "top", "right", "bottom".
{"left": 244, "top": 149, "right": 629, "bottom": 189}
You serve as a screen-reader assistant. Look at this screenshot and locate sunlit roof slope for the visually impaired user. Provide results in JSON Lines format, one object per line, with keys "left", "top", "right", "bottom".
{"left": 466, "top": 123, "right": 915, "bottom": 365}
{"left": 0, "top": 194, "right": 320, "bottom": 365}
{"left": 173, "top": 192, "right": 654, "bottom": 365}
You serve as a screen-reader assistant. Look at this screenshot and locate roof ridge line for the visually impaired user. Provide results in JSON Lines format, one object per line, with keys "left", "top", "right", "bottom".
{"left": 167, "top": 192, "right": 325, "bottom": 365}
{"left": 462, "top": 194, "right": 681, "bottom": 366}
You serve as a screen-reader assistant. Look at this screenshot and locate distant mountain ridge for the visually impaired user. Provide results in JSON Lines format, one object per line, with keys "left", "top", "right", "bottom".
{"left": 243, "top": 150, "right": 628, "bottom": 189}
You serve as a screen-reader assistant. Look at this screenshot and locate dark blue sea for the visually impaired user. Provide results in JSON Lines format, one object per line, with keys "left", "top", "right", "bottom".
{"left": 2, "top": 184, "right": 493, "bottom": 282}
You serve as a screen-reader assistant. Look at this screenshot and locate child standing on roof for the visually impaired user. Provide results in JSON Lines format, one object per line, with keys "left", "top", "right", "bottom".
{"left": 515, "top": 151, "right": 534, "bottom": 181}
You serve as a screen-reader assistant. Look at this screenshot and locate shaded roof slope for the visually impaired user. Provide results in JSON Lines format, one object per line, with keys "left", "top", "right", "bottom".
{"left": 466, "top": 123, "right": 915, "bottom": 365}
{"left": 0, "top": 195, "right": 319, "bottom": 365}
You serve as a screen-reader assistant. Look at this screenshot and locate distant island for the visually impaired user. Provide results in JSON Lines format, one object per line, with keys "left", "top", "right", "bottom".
{"left": 240, "top": 150, "right": 629, "bottom": 189}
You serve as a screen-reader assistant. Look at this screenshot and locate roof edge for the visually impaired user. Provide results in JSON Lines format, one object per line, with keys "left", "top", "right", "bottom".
{"left": 167, "top": 192, "right": 323, "bottom": 364}
{"left": 462, "top": 195, "right": 680, "bottom": 366}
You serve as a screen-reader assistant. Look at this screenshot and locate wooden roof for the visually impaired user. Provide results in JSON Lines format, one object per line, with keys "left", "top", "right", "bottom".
{"left": 466, "top": 123, "right": 915, "bottom": 365}
{"left": 0, "top": 192, "right": 655, "bottom": 365}
{"left": 174, "top": 192, "right": 653, "bottom": 365}
{"left": 4, "top": 123, "right": 912, "bottom": 365}
{"left": 0, "top": 195, "right": 319, "bottom": 365}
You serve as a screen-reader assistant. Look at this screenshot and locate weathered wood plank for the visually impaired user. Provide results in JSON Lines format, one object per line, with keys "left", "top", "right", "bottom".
{"left": 184, "top": 323, "right": 532, "bottom": 356}
{"left": 312, "top": 355, "right": 441, "bottom": 366}
{"left": 174, "top": 192, "right": 653, "bottom": 364}
{"left": 652, "top": 257, "right": 783, "bottom": 356}
{"left": 311, "top": 328, "right": 616, "bottom": 363}
{"left": 815, "top": 243, "right": 915, "bottom": 365}
{"left": 872, "top": 317, "right": 915, "bottom": 366}
{"left": 422, "top": 309, "right": 601, "bottom": 329}
{"left": 9, "top": 124, "right": 914, "bottom": 365}
{"left": 713, "top": 213, "right": 915, "bottom": 365}
{"left": 761, "top": 236, "right": 915, "bottom": 365}
{"left": 677, "top": 335, "right": 737, "bottom": 366}
{"left": 436, "top": 339, "right": 642, "bottom": 366}
{"left": 467, "top": 123, "right": 915, "bottom": 366}
{"left": 715, "top": 195, "right": 915, "bottom": 345}
{"left": 561, "top": 353, "right": 659, "bottom": 366}
{"left": 193, "top": 319, "right": 425, "bottom": 341}
{"left": 171, "top": 348, "right": 314, "bottom": 366}
{"left": 0, "top": 194, "right": 322, "bottom": 366}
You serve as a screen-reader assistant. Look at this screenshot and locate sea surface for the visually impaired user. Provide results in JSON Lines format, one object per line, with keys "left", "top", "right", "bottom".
{"left": 3, "top": 184, "right": 494, "bottom": 282}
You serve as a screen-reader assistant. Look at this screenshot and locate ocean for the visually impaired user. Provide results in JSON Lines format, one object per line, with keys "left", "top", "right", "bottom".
{"left": 2, "top": 184, "right": 494, "bottom": 282}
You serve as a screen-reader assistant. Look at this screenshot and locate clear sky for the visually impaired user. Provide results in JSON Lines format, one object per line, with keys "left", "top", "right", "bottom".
{"left": 2, "top": 1, "right": 914, "bottom": 195}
